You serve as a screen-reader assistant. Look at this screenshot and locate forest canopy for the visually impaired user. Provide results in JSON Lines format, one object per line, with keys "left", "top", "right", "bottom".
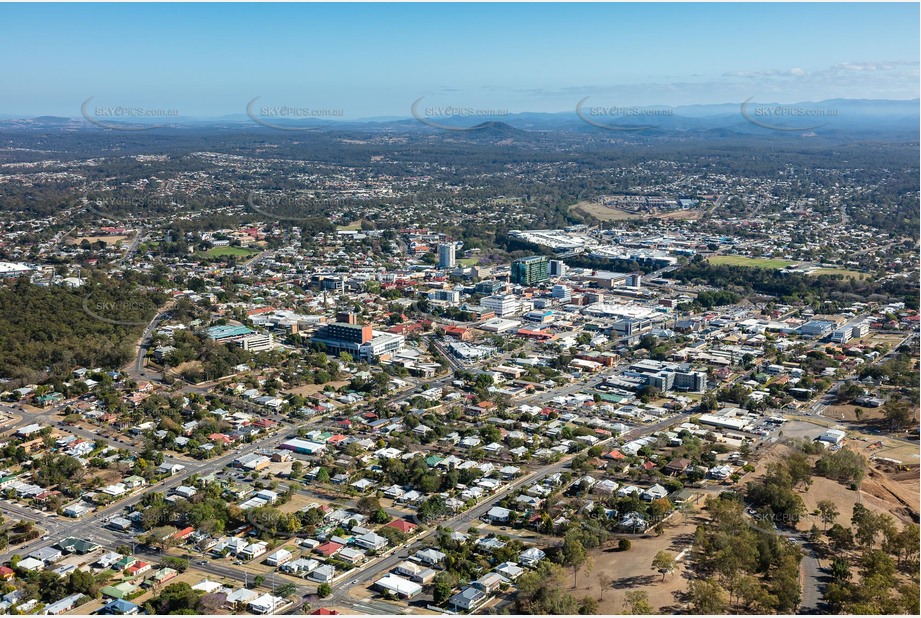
{"left": 0, "top": 277, "right": 164, "bottom": 383}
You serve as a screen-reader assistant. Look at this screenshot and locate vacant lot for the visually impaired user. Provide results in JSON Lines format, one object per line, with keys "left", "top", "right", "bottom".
{"left": 657, "top": 209, "right": 703, "bottom": 221}
{"left": 285, "top": 381, "right": 349, "bottom": 397}
{"left": 165, "top": 360, "right": 204, "bottom": 379}
{"left": 572, "top": 514, "right": 702, "bottom": 613}
{"left": 822, "top": 403, "right": 886, "bottom": 423}
{"left": 853, "top": 332, "right": 909, "bottom": 348}
{"left": 67, "top": 235, "right": 130, "bottom": 246}
{"left": 277, "top": 491, "right": 338, "bottom": 515}
{"left": 707, "top": 255, "right": 798, "bottom": 269}
{"left": 572, "top": 201, "right": 643, "bottom": 221}
{"left": 748, "top": 441, "right": 917, "bottom": 529}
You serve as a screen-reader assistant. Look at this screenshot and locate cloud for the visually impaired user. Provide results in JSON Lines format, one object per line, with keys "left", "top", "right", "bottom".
{"left": 413, "top": 61, "right": 920, "bottom": 110}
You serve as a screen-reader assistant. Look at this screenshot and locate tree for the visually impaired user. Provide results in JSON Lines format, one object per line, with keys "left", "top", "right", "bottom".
{"left": 825, "top": 582, "right": 852, "bottom": 613}
{"left": 598, "top": 574, "right": 613, "bottom": 601}
{"left": 582, "top": 555, "right": 594, "bottom": 586}
{"left": 817, "top": 500, "right": 840, "bottom": 531}
{"left": 253, "top": 575, "right": 265, "bottom": 588}
{"left": 357, "top": 496, "right": 382, "bottom": 515}
{"left": 638, "top": 385, "right": 661, "bottom": 403}
{"left": 618, "top": 538, "right": 631, "bottom": 551}
{"left": 883, "top": 399, "right": 914, "bottom": 431}
{"left": 852, "top": 503, "right": 885, "bottom": 548}
{"left": 579, "top": 596, "right": 598, "bottom": 614}
{"left": 316, "top": 467, "right": 330, "bottom": 483}
{"left": 433, "top": 572, "right": 455, "bottom": 605}
{"left": 689, "top": 577, "right": 729, "bottom": 614}
{"left": 371, "top": 508, "right": 391, "bottom": 524}
{"left": 831, "top": 557, "right": 851, "bottom": 582}
{"left": 827, "top": 523, "right": 854, "bottom": 551}
{"left": 562, "top": 535, "right": 587, "bottom": 588}
{"left": 884, "top": 523, "right": 920, "bottom": 568}
{"left": 623, "top": 590, "right": 652, "bottom": 614}
{"left": 785, "top": 451, "right": 813, "bottom": 489}
{"left": 317, "top": 583, "right": 332, "bottom": 598}
{"left": 161, "top": 556, "right": 189, "bottom": 573}
{"left": 474, "top": 373, "right": 494, "bottom": 390}
{"left": 67, "top": 568, "right": 98, "bottom": 598}
{"left": 816, "top": 449, "right": 867, "bottom": 485}
{"left": 145, "top": 582, "right": 202, "bottom": 615}
{"left": 290, "top": 461, "right": 304, "bottom": 479}
{"left": 651, "top": 550, "right": 676, "bottom": 580}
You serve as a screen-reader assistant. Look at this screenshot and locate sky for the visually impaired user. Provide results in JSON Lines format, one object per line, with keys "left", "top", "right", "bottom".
{"left": 0, "top": 2, "right": 918, "bottom": 119}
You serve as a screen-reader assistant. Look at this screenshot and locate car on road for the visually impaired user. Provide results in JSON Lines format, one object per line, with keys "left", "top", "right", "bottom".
{"left": 198, "top": 560, "right": 208, "bottom": 565}
{"left": 349, "top": 578, "right": 359, "bottom": 585}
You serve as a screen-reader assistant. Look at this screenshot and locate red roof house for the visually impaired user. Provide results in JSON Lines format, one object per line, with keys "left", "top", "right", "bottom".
{"left": 314, "top": 541, "right": 343, "bottom": 557}
{"left": 385, "top": 519, "right": 418, "bottom": 534}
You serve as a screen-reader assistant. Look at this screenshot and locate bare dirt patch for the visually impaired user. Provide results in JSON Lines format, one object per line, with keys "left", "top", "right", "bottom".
{"left": 571, "top": 517, "right": 699, "bottom": 613}
{"left": 822, "top": 404, "right": 886, "bottom": 423}
{"left": 744, "top": 441, "right": 918, "bottom": 529}
{"left": 799, "top": 474, "right": 907, "bottom": 530}
{"left": 862, "top": 461, "right": 919, "bottom": 524}
{"left": 572, "top": 201, "right": 643, "bottom": 221}
{"left": 285, "top": 381, "right": 349, "bottom": 397}
{"left": 658, "top": 210, "right": 703, "bottom": 221}
{"left": 277, "top": 492, "right": 338, "bottom": 515}
{"left": 67, "top": 235, "right": 130, "bottom": 246}
{"left": 165, "top": 360, "right": 203, "bottom": 379}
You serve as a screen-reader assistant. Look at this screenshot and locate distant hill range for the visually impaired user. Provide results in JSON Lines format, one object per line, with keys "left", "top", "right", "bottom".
{"left": 1, "top": 99, "right": 917, "bottom": 138}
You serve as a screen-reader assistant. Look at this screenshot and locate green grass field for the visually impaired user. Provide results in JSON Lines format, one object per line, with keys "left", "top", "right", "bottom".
{"left": 708, "top": 255, "right": 798, "bottom": 269}
{"left": 201, "top": 246, "right": 259, "bottom": 258}
{"left": 808, "top": 268, "right": 867, "bottom": 279}
{"left": 336, "top": 221, "right": 362, "bottom": 231}
{"left": 458, "top": 257, "right": 480, "bottom": 267}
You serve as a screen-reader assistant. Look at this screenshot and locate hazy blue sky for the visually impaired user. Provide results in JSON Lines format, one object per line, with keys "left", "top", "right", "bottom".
{"left": 1, "top": 2, "right": 918, "bottom": 118}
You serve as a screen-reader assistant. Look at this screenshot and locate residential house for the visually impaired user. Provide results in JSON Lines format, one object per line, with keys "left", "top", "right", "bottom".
{"left": 641, "top": 483, "right": 669, "bottom": 501}
{"left": 449, "top": 587, "right": 487, "bottom": 612}
{"left": 413, "top": 548, "right": 446, "bottom": 567}
{"left": 374, "top": 574, "right": 422, "bottom": 599}
{"left": 518, "top": 547, "right": 546, "bottom": 568}
{"left": 265, "top": 548, "right": 292, "bottom": 567}
{"left": 354, "top": 531, "right": 388, "bottom": 551}
{"left": 308, "top": 564, "right": 336, "bottom": 584}
{"left": 485, "top": 506, "right": 511, "bottom": 524}
{"left": 281, "top": 558, "right": 319, "bottom": 575}
{"left": 43, "top": 593, "right": 85, "bottom": 615}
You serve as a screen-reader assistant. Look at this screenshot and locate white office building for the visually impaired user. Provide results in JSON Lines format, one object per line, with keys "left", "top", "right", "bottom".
{"left": 551, "top": 285, "right": 571, "bottom": 301}
{"left": 236, "top": 333, "right": 275, "bottom": 352}
{"left": 482, "top": 294, "right": 521, "bottom": 317}
{"left": 549, "top": 259, "right": 567, "bottom": 277}
{"left": 438, "top": 243, "right": 456, "bottom": 269}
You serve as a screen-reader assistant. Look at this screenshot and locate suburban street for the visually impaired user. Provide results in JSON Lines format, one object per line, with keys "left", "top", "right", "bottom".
{"left": 2, "top": 280, "right": 903, "bottom": 614}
